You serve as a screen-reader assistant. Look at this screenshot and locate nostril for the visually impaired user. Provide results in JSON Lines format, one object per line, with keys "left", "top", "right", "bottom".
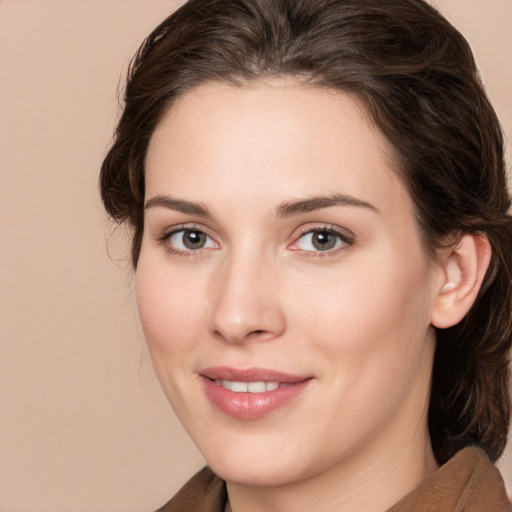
{"left": 209, "top": 294, "right": 286, "bottom": 343}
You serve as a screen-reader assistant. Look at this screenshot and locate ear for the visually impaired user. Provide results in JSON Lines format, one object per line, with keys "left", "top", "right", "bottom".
{"left": 430, "top": 233, "right": 492, "bottom": 329}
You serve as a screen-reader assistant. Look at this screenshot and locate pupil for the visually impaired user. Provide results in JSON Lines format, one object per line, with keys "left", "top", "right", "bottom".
{"left": 184, "top": 230, "right": 205, "bottom": 249}
{"left": 313, "top": 231, "right": 336, "bottom": 251}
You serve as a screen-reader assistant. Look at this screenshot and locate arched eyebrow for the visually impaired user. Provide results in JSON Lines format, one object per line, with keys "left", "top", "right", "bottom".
{"left": 275, "top": 194, "right": 379, "bottom": 217}
{"left": 144, "top": 193, "right": 378, "bottom": 218}
{"left": 144, "top": 195, "right": 212, "bottom": 217}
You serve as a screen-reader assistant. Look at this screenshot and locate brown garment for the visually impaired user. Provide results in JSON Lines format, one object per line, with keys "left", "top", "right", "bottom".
{"left": 156, "top": 446, "right": 511, "bottom": 512}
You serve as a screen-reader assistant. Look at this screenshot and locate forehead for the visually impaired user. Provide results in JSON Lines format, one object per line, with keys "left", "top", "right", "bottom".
{"left": 145, "top": 80, "right": 408, "bottom": 214}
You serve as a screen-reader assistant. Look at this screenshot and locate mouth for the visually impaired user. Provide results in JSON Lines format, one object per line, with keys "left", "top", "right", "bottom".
{"left": 212, "top": 380, "right": 281, "bottom": 393}
{"left": 199, "top": 367, "right": 313, "bottom": 420}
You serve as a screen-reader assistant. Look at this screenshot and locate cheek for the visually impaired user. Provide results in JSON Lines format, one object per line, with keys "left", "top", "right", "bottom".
{"left": 292, "top": 254, "right": 435, "bottom": 438}
{"left": 288, "top": 246, "right": 433, "bottom": 371}
{"left": 135, "top": 256, "right": 207, "bottom": 363}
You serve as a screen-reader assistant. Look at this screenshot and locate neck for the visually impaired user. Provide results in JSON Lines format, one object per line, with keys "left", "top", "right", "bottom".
{"left": 226, "top": 429, "right": 438, "bottom": 512}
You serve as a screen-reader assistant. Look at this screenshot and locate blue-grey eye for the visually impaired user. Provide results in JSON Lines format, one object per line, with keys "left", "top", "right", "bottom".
{"left": 296, "top": 230, "right": 344, "bottom": 251}
{"left": 169, "top": 229, "right": 215, "bottom": 250}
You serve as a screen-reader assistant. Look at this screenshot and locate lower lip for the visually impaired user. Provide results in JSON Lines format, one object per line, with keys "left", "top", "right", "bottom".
{"left": 201, "top": 377, "right": 311, "bottom": 420}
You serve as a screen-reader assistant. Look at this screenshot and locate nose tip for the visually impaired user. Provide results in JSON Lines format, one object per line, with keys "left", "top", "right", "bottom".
{"left": 211, "top": 316, "right": 270, "bottom": 344}
{"left": 210, "top": 300, "right": 285, "bottom": 344}
{"left": 208, "top": 262, "right": 285, "bottom": 344}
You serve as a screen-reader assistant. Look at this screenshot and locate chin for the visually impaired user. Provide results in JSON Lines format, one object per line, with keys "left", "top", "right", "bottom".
{"left": 209, "top": 457, "right": 298, "bottom": 487}
{"left": 197, "top": 436, "right": 305, "bottom": 487}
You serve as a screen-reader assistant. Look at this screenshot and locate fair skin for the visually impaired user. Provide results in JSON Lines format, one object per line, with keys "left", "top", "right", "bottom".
{"left": 137, "top": 80, "right": 490, "bottom": 512}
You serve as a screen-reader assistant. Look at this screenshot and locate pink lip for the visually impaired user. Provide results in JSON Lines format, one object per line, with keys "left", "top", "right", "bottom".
{"left": 200, "top": 366, "right": 313, "bottom": 420}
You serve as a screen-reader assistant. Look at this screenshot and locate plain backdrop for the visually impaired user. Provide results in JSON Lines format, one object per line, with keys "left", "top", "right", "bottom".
{"left": 0, "top": 1, "right": 511, "bottom": 511}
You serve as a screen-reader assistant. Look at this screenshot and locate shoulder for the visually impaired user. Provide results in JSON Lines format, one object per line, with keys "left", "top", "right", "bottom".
{"left": 154, "top": 448, "right": 511, "bottom": 512}
{"left": 388, "top": 446, "right": 512, "bottom": 511}
{"left": 155, "top": 467, "right": 226, "bottom": 512}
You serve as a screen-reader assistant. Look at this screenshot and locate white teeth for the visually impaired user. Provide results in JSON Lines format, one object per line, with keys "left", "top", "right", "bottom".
{"left": 213, "top": 380, "right": 281, "bottom": 393}
{"left": 230, "top": 381, "right": 248, "bottom": 392}
{"left": 247, "top": 381, "right": 266, "bottom": 393}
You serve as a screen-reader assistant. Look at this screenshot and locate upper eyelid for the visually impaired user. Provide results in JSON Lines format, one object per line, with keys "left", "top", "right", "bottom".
{"left": 156, "top": 222, "right": 355, "bottom": 247}
{"left": 291, "top": 224, "right": 355, "bottom": 241}
{"left": 161, "top": 223, "right": 214, "bottom": 237}
{"left": 157, "top": 223, "right": 219, "bottom": 248}
{"left": 287, "top": 225, "right": 356, "bottom": 256}
{"left": 159, "top": 225, "right": 219, "bottom": 256}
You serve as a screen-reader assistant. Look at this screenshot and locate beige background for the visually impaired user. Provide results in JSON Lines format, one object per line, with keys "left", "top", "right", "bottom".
{"left": 0, "top": 1, "right": 511, "bottom": 511}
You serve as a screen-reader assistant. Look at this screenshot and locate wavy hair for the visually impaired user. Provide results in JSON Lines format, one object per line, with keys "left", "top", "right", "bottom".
{"left": 100, "top": 0, "right": 512, "bottom": 464}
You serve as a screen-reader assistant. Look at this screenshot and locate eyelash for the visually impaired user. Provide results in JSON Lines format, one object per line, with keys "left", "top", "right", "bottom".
{"left": 157, "top": 224, "right": 355, "bottom": 258}
{"left": 289, "top": 225, "right": 355, "bottom": 257}
{"left": 158, "top": 224, "right": 218, "bottom": 259}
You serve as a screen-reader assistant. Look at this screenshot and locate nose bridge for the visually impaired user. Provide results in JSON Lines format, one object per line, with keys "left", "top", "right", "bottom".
{"left": 208, "top": 244, "right": 284, "bottom": 343}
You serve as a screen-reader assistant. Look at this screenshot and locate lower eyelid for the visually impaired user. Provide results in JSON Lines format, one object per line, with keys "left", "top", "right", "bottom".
{"left": 157, "top": 226, "right": 221, "bottom": 257}
{"left": 155, "top": 224, "right": 353, "bottom": 257}
{"left": 290, "top": 228, "right": 354, "bottom": 251}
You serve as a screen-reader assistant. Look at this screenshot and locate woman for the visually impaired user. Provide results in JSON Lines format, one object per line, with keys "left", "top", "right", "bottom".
{"left": 100, "top": 0, "right": 512, "bottom": 510}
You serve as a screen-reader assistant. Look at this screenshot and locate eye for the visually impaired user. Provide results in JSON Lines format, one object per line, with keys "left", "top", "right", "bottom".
{"left": 290, "top": 228, "right": 353, "bottom": 253}
{"left": 167, "top": 229, "right": 217, "bottom": 251}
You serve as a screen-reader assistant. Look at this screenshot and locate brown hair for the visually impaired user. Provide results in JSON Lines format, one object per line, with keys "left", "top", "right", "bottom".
{"left": 100, "top": 0, "right": 512, "bottom": 464}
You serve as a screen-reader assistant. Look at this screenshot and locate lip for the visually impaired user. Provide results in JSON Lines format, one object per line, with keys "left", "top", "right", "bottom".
{"left": 200, "top": 366, "right": 313, "bottom": 420}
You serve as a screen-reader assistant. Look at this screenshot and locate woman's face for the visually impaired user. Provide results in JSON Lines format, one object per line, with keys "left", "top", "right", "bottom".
{"left": 137, "top": 81, "right": 442, "bottom": 487}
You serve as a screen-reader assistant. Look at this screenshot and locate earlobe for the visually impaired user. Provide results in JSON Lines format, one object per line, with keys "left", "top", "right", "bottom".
{"left": 431, "top": 233, "right": 492, "bottom": 329}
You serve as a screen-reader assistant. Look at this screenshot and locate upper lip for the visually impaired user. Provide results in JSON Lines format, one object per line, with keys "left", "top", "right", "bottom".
{"left": 200, "top": 366, "right": 311, "bottom": 383}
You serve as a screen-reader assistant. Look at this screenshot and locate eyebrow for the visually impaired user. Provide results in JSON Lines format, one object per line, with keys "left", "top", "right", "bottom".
{"left": 144, "top": 195, "right": 212, "bottom": 217}
{"left": 275, "top": 194, "right": 379, "bottom": 217}
{"left": 144, "top": 193, "right": 378, "bottom": 219}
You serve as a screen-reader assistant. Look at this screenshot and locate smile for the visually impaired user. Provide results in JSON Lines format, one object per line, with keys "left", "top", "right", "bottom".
{"left": 214, "top": 380, "right": 280, "bottom": 393}
{"left": 200, "top": 367, "right": 313, "bottom": 420}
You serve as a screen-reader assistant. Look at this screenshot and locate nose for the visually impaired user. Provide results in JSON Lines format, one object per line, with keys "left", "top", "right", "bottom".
{"left": 208, "top": 252, "right": 286, "bottom": 344}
